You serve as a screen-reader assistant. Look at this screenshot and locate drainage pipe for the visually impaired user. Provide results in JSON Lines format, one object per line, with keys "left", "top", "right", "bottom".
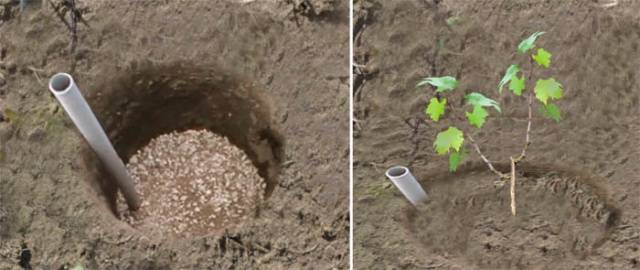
{"left": 385, "top": 166, "right": 428, "bottom": 205}
{"left": 48, "top": 73, "right": 141, "bottom": 210}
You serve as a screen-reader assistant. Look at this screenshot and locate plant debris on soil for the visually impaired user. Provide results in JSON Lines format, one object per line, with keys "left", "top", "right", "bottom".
{"left": 354, "top": 0, "right": 639, "bottom": 269}
{"left": 119, "top": 129, "right": 265, "bottom": 238}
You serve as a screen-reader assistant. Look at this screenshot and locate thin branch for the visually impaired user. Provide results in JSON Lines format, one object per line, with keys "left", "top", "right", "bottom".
{"left": 27, "top": 66, "right": 44, "bottom": 86}
{"left": 405, "top": 117, "right": 424, "bottom": 167}
{"left": 514, "top": 58, "right": 535, "bottom": 163}
{"left": 514, "top": 91, "right": 532, "bottom": 162}
{"left": 48, "top": 0, "right": 85, "bottom": 53}
{"left": 48, "top": 0, "right": 73, "bottom": 32}
{"left": 69, "top": 0, "right": 78, "bottom": 54}
{"left": 448, "top": 93, "right": 506, "bottom": 179}
{"left": 510, "top": 59, "right": 537, "bottom": 215}
{"left": 510, "top": 157, "right": 516, "bottom": 216}
{"left": 466, "top": 133, "right": 508, "bottom": 179}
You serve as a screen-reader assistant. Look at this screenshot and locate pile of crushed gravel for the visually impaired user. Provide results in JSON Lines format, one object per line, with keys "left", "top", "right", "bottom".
{"left": 119, "top": 129, "right": 265, "bottom": 237}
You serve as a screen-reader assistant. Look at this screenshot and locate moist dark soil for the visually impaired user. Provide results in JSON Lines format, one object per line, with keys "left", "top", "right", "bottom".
{"left": 0, "top": 0, "right": 349, "bottom": 269}
{"left": 354, "top": 0, "right": 639, "bottom": 269}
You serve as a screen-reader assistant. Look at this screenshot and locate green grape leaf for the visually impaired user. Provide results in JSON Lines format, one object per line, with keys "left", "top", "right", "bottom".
{"left": 518, "top": 31, "right": 545, "bottom": 54}
{"left": 509, "top": 75, "right": 525, "bottom": 96}
{"left": 449, "top": 149, "right": 467, "bottom": 172}
{"left": 534, "top": 78, "right": 563, "bottom": 104}
{"left": 416, "top": 76, "right": 458, "bottom": 92}
{"left": 434, "top": 127, "right": 464, "bottom": 155}
{"left": 532, "top": 48, "right": 551, "bottom": 68}
{"left": 466, "top": 106, "right": 489, "bottom": 128}
{"left": 465, "top": 92, "right": 501, "bottom": 113}
{"left": 498, "top": 64, "right": 519, "bottom": 93}
{"left": 539, "top": 102, "right": 561, "bottom": 122}
{"left": 425, "top": 97, "right": 446, "bottom": 121}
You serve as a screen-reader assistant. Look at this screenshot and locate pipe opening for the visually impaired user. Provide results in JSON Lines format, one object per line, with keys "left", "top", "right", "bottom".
{"left": 387, "top": 166, "right": 408, "bottom": 178}
{"left": 79, "top": 63, "right": 284, "bottom": 238}
{"left": 50, "top": 73, "right": 72, "bottom": 92}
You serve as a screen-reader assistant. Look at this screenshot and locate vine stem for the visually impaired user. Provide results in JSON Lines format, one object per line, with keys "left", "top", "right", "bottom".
{"left": 510, "top": 59, "right": 536, "bottom": 215}
{"left": 466, "top": 133, "right": 508, "bottom": 179}
{"left": 514, "top": 58, "right": 536, "bottom": 162}
{"left": 514, "top": 91, "right": 533, "bottom": 163}
{"left": 510, "top": 157, "right": 516, "bottom": 216}
{"left": 439, "top": 58, "right": 536, "bottom": 216}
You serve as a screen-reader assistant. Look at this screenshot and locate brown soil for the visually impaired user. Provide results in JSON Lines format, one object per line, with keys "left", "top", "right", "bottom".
{"left": 0, "top": 0, "right": 348, "bottom": 269}
{"left": 354, "top": 1, "right": 639, "bottom": 269}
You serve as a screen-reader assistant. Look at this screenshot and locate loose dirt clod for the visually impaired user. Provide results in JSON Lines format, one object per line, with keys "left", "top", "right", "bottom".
{"left": 118, "top": 129, "right": 265, "bottom": 237}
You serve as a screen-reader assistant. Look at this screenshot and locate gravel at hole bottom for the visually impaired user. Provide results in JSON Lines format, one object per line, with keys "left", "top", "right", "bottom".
{"left": 117, "top": 129, "right": 265, "bottom": 238}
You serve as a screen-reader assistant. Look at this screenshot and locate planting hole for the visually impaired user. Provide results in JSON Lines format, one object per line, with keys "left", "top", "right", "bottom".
{"left": 403, "top": 163, "right": 619, "bottom": 268}
{"left": 80, "top": 63, "right": 284, "bottom": 238}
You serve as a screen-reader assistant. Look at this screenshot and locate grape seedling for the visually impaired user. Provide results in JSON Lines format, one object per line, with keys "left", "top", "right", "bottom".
{"left": 417, "top": 32, "right": 564, "bottom": 215}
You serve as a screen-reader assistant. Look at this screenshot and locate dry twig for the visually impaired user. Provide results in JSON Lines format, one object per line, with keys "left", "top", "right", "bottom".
{"left": 405, "top": 117, "right": 425, "bottom": 167}
{"left": 47, "top": 0, "right": 88, "bottom": 55}
{"left": 26, "top": 66, "right": 45, "bottom": 86}
{"left": 288, "top": 244, "right": 318, "bottom": 255}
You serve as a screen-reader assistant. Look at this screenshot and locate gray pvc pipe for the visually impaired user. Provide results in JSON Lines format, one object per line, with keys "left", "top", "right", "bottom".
{"left": 385, "top": 166, "right": 428, "bottom": 205}
{"left": 49, "top": 73, "right": 141, "bottom": 210}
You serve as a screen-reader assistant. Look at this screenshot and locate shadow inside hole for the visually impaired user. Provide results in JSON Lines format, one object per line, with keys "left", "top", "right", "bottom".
{"left": 80, "top": 62, "right": 284, "bottom": 217}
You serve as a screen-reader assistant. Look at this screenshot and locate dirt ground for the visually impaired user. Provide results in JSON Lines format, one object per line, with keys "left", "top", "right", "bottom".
{"left": 0, "top": 0, "right": 348, "bottom": 269}
{"left": 354, "top": 0, "right": 639, "bottom": 269}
